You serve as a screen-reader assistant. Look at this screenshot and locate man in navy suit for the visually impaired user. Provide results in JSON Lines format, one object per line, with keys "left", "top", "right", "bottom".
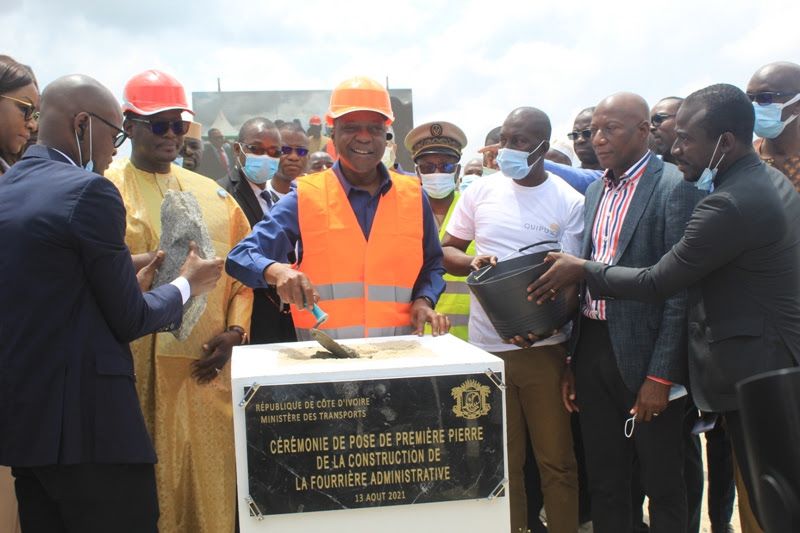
{"left": 0, "top": 75, "right": 223, "bottom": 533}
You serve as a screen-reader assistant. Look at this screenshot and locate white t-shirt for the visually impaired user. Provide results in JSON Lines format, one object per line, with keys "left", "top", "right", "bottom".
{"left": 446, "top": 171, "right": 585, "bottom": 353}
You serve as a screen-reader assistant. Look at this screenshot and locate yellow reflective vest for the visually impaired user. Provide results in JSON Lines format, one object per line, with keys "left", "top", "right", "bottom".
{"left": 432, "top": 194, "right": 474, "bottom": 341}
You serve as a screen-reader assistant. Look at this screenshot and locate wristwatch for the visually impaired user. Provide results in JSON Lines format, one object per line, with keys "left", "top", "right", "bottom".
{"left": 416, "top": 296, "right": 435, "bottom": 308}
{"left": 227, "top": 325, "right": 249, "bottom": 345}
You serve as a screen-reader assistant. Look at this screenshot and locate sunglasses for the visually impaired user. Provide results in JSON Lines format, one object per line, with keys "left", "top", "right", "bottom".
{"left": 747, "top": 91, "right": 798, "bottom": 106}
{"left": 567, "top": 129, "right": 592, "bottom": 141}
{"left": 417, "top": 162, "right": 458, "bottom": 174}
{"left": 238, "top": 142, "right": 282, "bottom": 158}
{"left": 129, "top": 117, "right": 190, "bottom": 136}
{"left": 87, "top": 112, "right": 127, "bottom": 148}
{"left": 1, "top": 94, "right": 40, "bottom": 122}
{"left": 650, "top": 113, "right": 675, "bottom": 126}
{"left": 280, "top": 145, "right": 310, "bottom": 157}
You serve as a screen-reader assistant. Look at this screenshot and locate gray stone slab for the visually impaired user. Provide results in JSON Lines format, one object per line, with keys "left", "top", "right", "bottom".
{"left": 153, "top": 190, "right": 216, "bottom": 341}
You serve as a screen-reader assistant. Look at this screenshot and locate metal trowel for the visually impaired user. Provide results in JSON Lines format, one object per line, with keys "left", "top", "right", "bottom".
{"left": 309, "top": 328, "right": 359, "bottom": 359}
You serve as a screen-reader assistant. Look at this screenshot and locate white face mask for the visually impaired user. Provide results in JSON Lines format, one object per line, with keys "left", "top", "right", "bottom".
{"left": 382, "top": 142, "right": 396, "bottom": 168}
{"left": 420, "top": 172, "right": 456, "bottom": 199}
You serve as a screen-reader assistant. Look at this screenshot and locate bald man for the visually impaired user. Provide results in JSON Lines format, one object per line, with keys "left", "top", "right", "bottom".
{"left": 458, "top": 157, "right": 483, "bottom": 191}
{"left": 0, "top": 75, "right": 222, "bottom": 533}
{"left": 443, "top": 107, "right": 583, "bottom": 533}
{"left": 308, "top": 150, "right": 334, "bottom": 172}
{"left": 552, "top": 92, "right": 702, "bottom": 533}
{"left": 747, "top": 60, "right": 800, "bottom": 192}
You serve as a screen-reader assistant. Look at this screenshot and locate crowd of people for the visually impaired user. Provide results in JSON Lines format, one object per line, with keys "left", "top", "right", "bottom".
{"left": 0, "top": 53, "right": 799, "bottom": 533}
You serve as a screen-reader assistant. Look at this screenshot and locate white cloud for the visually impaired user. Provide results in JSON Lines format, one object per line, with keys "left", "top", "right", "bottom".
{"left": 3, "top": 0, "right": 798, "bottom": 164}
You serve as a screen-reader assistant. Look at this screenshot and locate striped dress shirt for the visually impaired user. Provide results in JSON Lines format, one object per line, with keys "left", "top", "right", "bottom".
{"left": 583, "top": 151, "right": 652, "bottom": 320}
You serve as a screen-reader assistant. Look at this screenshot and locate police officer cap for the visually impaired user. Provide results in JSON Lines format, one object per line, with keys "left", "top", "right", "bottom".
{"left": 404, "top": 121, "right": 467, "bottom": 162}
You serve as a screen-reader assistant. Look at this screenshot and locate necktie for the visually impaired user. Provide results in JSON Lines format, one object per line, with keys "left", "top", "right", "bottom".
{"left": 260, "top": 190, "right": 274, "bottom": 211}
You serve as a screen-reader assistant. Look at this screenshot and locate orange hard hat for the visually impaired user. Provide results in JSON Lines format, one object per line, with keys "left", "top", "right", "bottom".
{"left": 122, "top": 69, "right": 194, "bottom": 116}
{"left": 326, "top": 76, "right": 394, "bottom": 125}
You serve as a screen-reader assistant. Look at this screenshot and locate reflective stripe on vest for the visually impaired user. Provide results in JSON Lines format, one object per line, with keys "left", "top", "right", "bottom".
{"left": 444, "top": 279, "right": 470, "bottom": 295}
{"left": 292, "top": 168, "right": 423, "bottom": 339}
{"left": 315, "top": 282, "right": 365, "bottom": 300}
{"left": 296, "top": 326, "right": 365, "bottom": 341}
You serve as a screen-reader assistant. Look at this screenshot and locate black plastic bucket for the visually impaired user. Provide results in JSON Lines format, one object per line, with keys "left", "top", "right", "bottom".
{"left": 466, "top": 240, "right": 573, "bottom": 339}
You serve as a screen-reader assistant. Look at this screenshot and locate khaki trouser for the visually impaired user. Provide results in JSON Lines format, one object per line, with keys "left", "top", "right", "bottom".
{"left": 0, "top": 466, "right": 21, "bottom": 533}
{"left": 734, "top": 457, "right": 764, "bottom": 533}
{"left": 494, "top": 344, "right": 579, "bottom": 533}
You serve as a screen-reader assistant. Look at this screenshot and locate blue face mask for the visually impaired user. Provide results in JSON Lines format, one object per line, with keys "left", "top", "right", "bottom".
{"left": 753, "top": 93, "right": 800, "bottom": 139}
{"left": 496, "top": 141, "right": 545, "bottom": 180}
{"left": 242, "top": 153, "right": 280, "bottom": 184}
{"left": 695, "top": 135, "right": 725, "bottom": 192}
{"left": 459, "top": 173, "right": 479, "bottom": 192}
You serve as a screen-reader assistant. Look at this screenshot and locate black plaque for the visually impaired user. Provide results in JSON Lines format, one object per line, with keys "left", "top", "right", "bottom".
{"left": 244, "top": 372, "right": 505, "bottom": 515}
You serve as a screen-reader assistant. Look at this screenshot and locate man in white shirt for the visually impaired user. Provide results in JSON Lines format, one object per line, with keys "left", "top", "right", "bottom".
{"left": 442, "top": 107, "right": 583, "bottom": 533}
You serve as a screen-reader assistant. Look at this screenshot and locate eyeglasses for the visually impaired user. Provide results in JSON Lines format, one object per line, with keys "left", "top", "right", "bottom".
{"left": 746, "top": 91, "right": 798, "bottom": 106}
{"left": 237, "top": 142, "right": 282, "bottom": 158}
{"left": 0, "top": 94, "right": 40, "bottom": 122}
{"left": 129, "top": 117, "right": 190, "bottom": 136}
{"left": 87, "top": 112, "right": 127, "bottom": 148}
{"left": 280, "top": 145, "right": 310, "bottom": 157}
{"left": 650, "top": 113, "right": 676, "bottom": 126}
{"left": 417, "top": 162, "right": 458, "bottom": 174}
{"left": 567, "top": 129, "right": 592, "bottom": 141}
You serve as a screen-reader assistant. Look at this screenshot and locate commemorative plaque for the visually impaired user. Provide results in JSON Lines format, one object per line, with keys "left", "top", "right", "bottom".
{"left": 243, "top": 373, "right": 504, "bottom": 514}
{"left": 232, "top": 334, "right": 510, "bottom": 533}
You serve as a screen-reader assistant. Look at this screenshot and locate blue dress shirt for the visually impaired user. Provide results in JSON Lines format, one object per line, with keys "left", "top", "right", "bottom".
{"left": 226, "top": 162, "right": 446, "bottom": 305}
{"left": 544, "top": 160, "right": 603, "bottom": 194}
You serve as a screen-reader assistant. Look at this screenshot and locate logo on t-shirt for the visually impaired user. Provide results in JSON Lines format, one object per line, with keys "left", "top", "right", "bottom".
{"left": 523, "top": 222, "right": 559, "bottom": 237}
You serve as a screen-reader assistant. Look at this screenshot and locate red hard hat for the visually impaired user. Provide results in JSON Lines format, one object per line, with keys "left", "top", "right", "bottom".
{"left": 122, "top": 69, "right": 193, "bottom": 116}
{"left": 309, "top": 115, "right": 322, "bottom": 126}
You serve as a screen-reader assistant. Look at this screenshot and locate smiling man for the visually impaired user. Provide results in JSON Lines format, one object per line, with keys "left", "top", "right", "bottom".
{"left": 105, "top": 69, "right": 253, "bottom": 533}
{"left": 227, "top": 75, "right": 449, "bottom": 340}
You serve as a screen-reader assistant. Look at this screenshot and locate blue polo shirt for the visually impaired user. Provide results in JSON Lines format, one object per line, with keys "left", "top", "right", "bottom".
{"left": 226, "top": 161, "right": 446, "bottom": 305}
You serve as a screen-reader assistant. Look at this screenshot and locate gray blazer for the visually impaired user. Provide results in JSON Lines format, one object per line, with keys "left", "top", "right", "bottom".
{"left": 585, "top": 153, "right": 800, "bottom": 412}
{"left": 572, "top": 155, "right": 703, "bottom": 392}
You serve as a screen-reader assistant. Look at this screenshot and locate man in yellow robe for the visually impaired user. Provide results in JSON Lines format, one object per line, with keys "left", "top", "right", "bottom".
{"left": 105, "top": 69, "right": 252, "bottom": 533}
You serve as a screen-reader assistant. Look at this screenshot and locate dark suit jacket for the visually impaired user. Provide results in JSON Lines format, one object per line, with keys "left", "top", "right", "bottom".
{"left": 0, "top": 146, "right": 183, "bottom": 467}
{"left": 585, "top": 153, "right": 800, "bottom": 411}
{"left": 197, "top": 142, "right": 233, "bottom": 181}
{"left": 572, "top": 155, "right": 703, "bottom": 392}
{"left": 218, "top": 170, "right": 296, "bottom": 344}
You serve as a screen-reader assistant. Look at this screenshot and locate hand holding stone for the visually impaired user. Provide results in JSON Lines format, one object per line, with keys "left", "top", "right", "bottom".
{"left": 137, "top": 250, "right": 165, "bottom": 292}
{"left": 180, "top": 241, "right": 224, "bottom": 297}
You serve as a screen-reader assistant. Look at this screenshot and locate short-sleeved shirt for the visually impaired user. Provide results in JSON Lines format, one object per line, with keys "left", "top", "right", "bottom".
{"left": 446, "top": 171, "right": 585, "bottom": 352}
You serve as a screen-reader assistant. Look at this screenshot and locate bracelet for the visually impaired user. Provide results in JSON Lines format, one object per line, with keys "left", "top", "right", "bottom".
{"left": 227, "top": 325, "right": 248, "bottom": 345}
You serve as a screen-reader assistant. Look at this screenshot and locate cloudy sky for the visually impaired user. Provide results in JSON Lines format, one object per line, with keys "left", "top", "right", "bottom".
{"left": 3, "top": 0, "right": 798, "bottom": 161}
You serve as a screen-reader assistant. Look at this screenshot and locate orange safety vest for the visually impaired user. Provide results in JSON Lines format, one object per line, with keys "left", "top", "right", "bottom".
{"left": 292, "top": 168, "right": 423, "bottom": 340}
